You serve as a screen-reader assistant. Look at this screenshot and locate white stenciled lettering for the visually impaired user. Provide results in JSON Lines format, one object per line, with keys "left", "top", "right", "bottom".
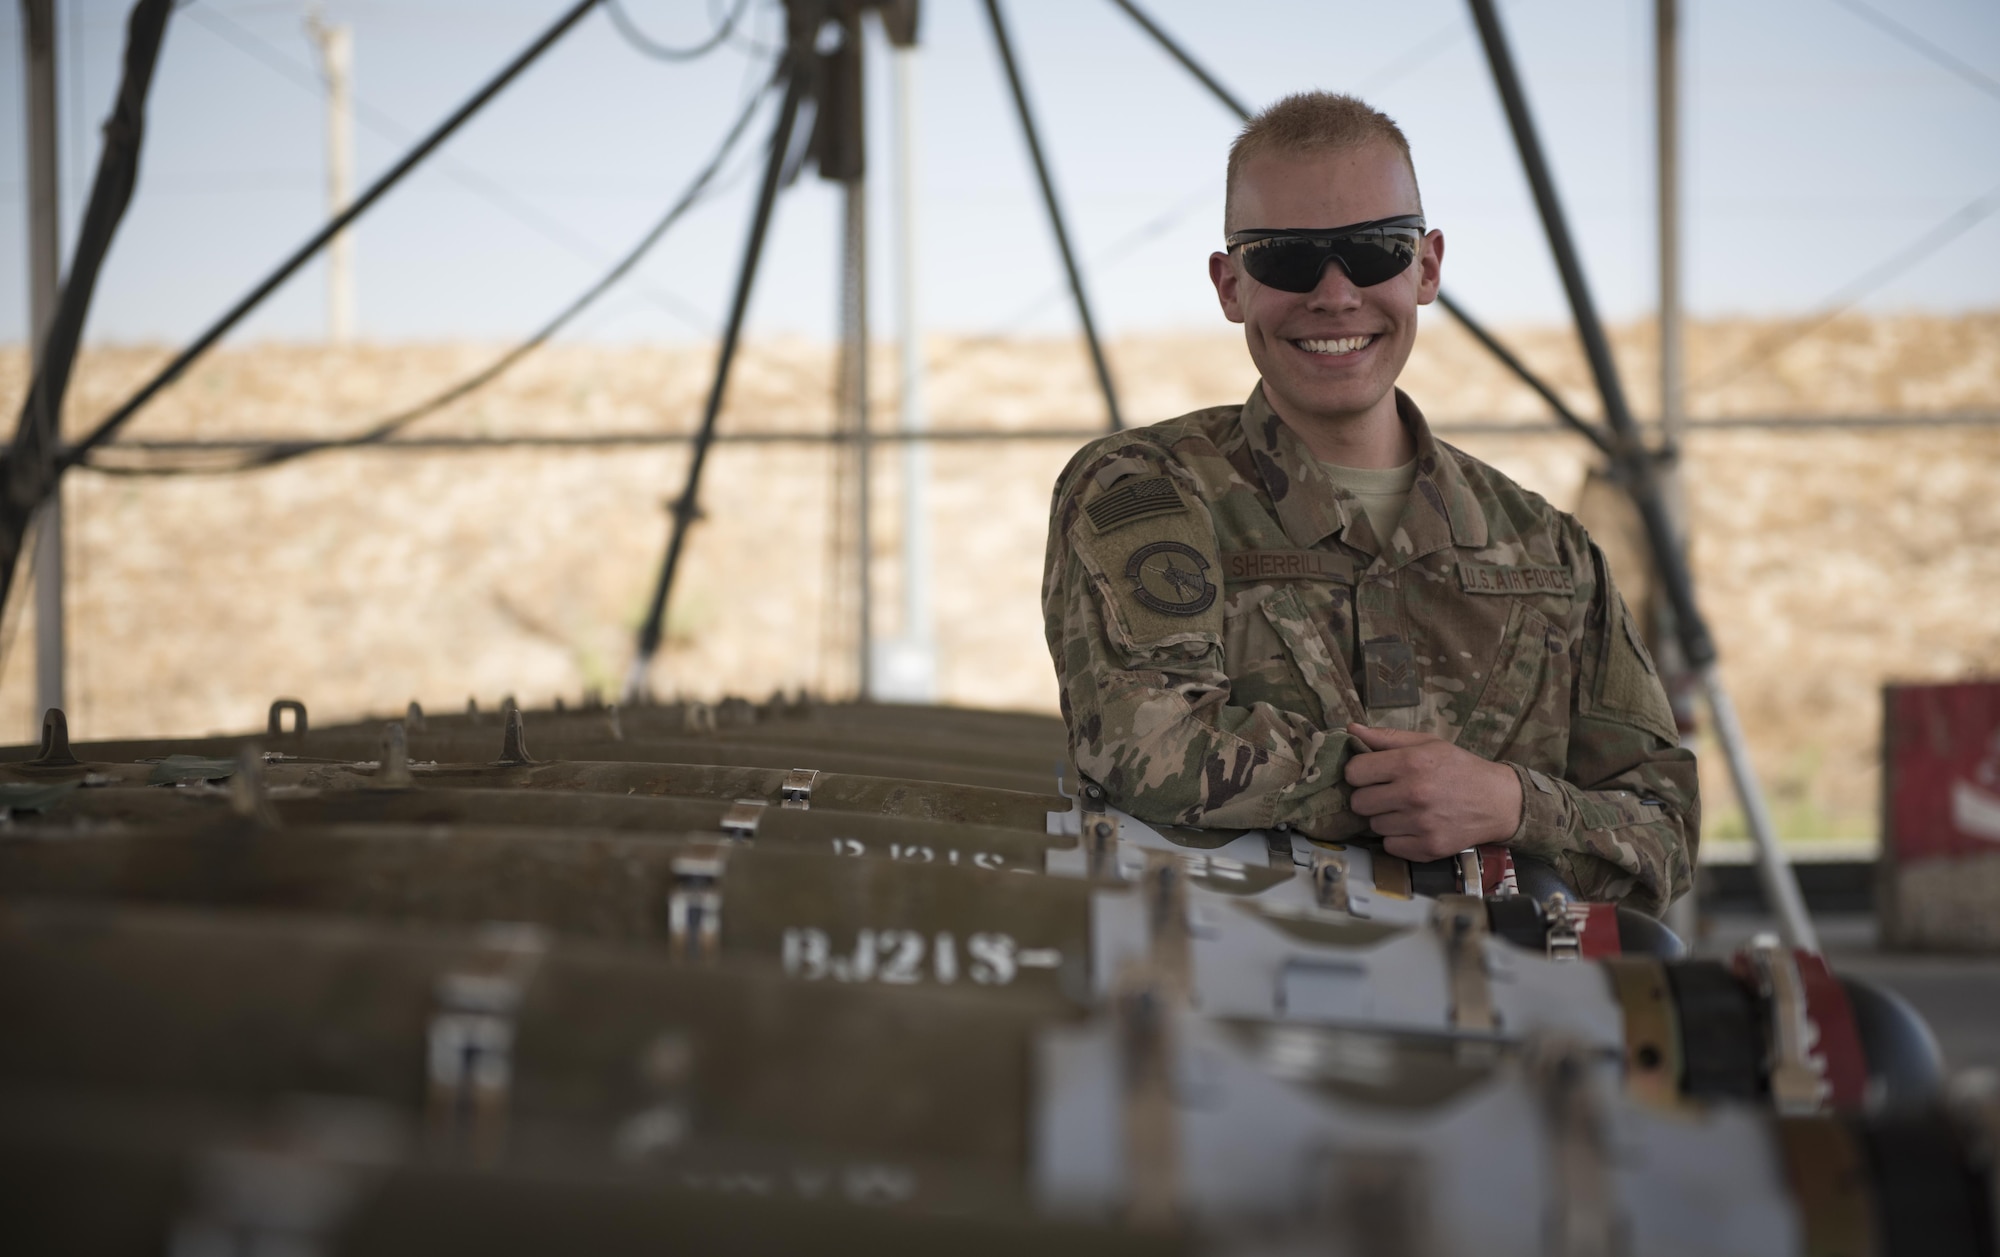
{"left": 968, "top": 933, "right": 1018, "bottom": 985}
{"left": 844, "top": 1164, "right": 918, "bottom": 1205}
{"left": 780, "top": 928, "right": 1052, "bottom": 988}
{"left": 974, "top": 852, "right": 1005, "bottom": 870}
{"left": 679, "top": 1163, "right": 916, "bottom": 1205}
{"left": 878, "top": 930, "right": 925, "bottom": 984}
{"left": 830, "top": 838, "right": 865, "bottom": 858}
{"left": 890, "top": 843, "right": 934, "bottom": 863}
{"left": 782, "top": 927, "right": 830, "bottom": 980}
{"left": 829, "top": 928, "right": 877, "bottom": 983}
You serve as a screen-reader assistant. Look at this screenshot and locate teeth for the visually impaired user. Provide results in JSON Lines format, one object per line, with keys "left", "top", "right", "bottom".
{"left": 1297, "top": 335, "right": 1372, "bottom": 355}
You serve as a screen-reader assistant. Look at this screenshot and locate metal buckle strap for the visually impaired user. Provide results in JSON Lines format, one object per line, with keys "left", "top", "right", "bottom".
{"left": 1529, "top": 1038, "right": 1620, "bottom": 1257}
{"left": 1741, "top": 937, "right": 1832, "bottom": 1115}
{"left": 780, "top": 768, "right": 818, "bottom": 810}
{"left": 1115, "top": 973, "right": 1179, "bottom": 1229}
{"left": 1310, "top": 848, "right": 1351, "bottom": 913}
{"left": 1141, "top": 851, "right": 1191, "bottom": 994}
{"left": 1433, "top": 894, "right": 1498, "bottom": 1034}
{"left": 1601, "top": 956, "right": 1683, "bottom": 1109}
{"left": 719, "top": 798, "right": 766, "bottom": 840}
{"left": 426, "top": 924, "right": 547, "bottom": 1163}
{"left": 1542, "top": 892, "right": 1582, "bottom": 962}
{"left": 668, "top": 848, "right": 728, "bottom": 963}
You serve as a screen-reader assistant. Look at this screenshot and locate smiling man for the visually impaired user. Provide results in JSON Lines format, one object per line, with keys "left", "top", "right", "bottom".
{"left": 1040, "top": 92, "right": 1696, "bottom": 915}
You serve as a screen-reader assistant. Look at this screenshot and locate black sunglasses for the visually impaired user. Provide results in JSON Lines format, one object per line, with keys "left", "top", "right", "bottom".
{"left": 1225, "top": 215, "right": 1427, "bottom": 293}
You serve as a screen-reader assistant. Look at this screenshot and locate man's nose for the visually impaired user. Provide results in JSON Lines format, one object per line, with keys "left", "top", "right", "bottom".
{"left": 1304, "top": 259, "right": 1365, "bottom": 312}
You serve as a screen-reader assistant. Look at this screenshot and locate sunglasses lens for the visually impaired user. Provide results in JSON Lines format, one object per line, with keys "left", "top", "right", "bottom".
{"left": 1337, "top": 229, "right": 1418, "bottom": 287}
{"left": 1238, "top": 237, "right": 1333, "bottom": 293}
{"left": 1236, "top": 227, "right": 1420, "bottom": 292}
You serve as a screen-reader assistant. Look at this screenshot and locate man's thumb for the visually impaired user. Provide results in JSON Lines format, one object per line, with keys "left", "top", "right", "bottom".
{"left": 1346, "top": 722, "right": 1433, "bottom": 751}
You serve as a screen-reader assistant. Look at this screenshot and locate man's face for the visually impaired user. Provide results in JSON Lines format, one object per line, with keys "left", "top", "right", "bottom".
{"left": 1209, "top": 143, "right": 1443, "bottom": 431}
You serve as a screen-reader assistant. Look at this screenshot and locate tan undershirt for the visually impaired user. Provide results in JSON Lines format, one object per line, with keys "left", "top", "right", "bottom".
{"left": 1320, "top": 458, "right": 1418, "bottom": 549}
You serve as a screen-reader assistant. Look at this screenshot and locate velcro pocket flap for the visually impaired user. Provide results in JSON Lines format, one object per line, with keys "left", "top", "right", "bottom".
{"left": 1596, "top": 591, "right": 1681, "bottom": 745}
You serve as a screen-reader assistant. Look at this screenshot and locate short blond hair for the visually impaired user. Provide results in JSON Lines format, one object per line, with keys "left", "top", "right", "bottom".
{"left": 1225, "top": 92, "right": 1421, "bottom": 231}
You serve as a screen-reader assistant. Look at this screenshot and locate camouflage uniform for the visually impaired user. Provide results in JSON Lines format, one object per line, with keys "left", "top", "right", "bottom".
{"left": 1041, "top": 385, "right": 1697, "bottom": 915}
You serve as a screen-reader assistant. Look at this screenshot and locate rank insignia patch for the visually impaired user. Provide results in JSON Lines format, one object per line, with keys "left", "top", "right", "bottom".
{"left": 1124, "top": 540, "right": 1216, "bottom": 617}
{"left": 1362, "top": 637, "right": 1420, "bottom": 709}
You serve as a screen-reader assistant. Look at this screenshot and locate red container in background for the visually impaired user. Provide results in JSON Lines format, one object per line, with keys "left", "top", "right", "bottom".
{"left": 1881, "top": 681, "right": 2000, "bottom": 950}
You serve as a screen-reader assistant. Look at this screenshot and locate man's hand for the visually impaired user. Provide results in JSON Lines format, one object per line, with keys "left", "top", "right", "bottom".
{"left": 1343, "top": 723, "right": 1524, "bottom": 862}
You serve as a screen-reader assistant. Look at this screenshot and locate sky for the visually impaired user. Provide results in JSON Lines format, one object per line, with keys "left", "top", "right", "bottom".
{"left": 0, "top": 0, "right": 1996, "bottom": 348}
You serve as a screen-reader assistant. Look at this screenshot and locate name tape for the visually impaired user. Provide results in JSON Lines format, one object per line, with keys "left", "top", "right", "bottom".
{"left": 1221, "top": 549, "right": 1354, "bottom": 584}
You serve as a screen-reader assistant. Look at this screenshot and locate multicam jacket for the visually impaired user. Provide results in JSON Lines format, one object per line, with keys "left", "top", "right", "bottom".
{"left": 1041, "top": 385, "right": 1697, "bottom": 916}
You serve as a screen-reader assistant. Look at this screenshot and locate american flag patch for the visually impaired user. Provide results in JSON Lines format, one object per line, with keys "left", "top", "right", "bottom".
{"left": 1085, "top": 475, "right": 1185, "bottom": 534}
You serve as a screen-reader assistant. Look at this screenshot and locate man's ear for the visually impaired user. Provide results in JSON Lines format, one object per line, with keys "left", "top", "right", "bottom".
{"left": 1209, "top": 251, "right": 1246, "bottom": 324}
{"left": 1415, "top": 229, "right": 1444, "bottom": 306}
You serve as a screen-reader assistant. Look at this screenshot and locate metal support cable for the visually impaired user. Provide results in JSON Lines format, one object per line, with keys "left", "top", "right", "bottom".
{"left": 1104, "top": 0, "right": 1251, "bottom": 117}
{"left": 1100, "top": 0, "right": 1611, "bottom": 456}
{"left": 1463, "top": 2, "right": 1645, "bottom": 462}
{"left": 63, "top": 0, "right": 604, "bottom": 469}
{"left": 1436, "top": 293, "right": 1611, "bottom": 457}
{"left": 981, "top": 0, "right": 1123, "bottom": 432}
{"left": 605, "top": 0, "right": 752, "bottom": 62}
{"left": 1465, "top": 0, "right": 1815, "bottom": 951}
{"left": 629, "top": 57, "right": 808, "bottom": 694}
{"left": 1463, "top": 0, "right": 1705, "bottom": 663}
{"left": 1826, "top": 0, "right": 2000, "bottom": 107}
{"left": 2, "top": 0, "right": 174, "bottom": 616}
{"left": 179, "top": 2, "right": 719, "bottom": 334}
{"left": 82, "top": 67, "right": 777, "bottom": 478}
{"left": 69, "top": 409, "right": 2000, "bottom": 471}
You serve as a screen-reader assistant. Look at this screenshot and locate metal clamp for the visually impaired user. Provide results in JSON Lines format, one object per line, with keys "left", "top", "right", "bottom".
{"left": 268, "top": 699, "right": 308, "bottom": 737}
{"left": 780, "top": 768, "right": 819, "bottom": 810}
{"left": 375, "top": 721, "right": 413, "bottom": 789}
{"left": 1742, "top": 937, "right": 1831, "bottom": 1115}
{"left": 719, "top": 798, "right": 766, "bottom": 840}
{"left": 229, "top": 744, "right": 281, "bottom": 828}
{"left": 1456, "top": 848, "right": 1484, "bottom": 899}
{"left": 26, "top": 708, "right": 80, "bottom": 768}
{"left": 1079, "top": 780, "right": 1109, "bottom": 814}
{"left": 427, "top": 925, "right": 545, "bottom": 1164}
{"left": 1142, "top": 852, "right": 1191, "bottom": 993}
{"left": 1084, "top": 813, "right": 1121, "bottom": 880}
{"left": 1602, "top": 957, "right": 1682, "bottom": 1109}
{"left": 668, "top": 850, "right": 727, "bottom": 962}
{"left": 1310, "top": 849, "right": 1351, "bottom": 914}
{"left": 1433, "top": 894, "right": 1497, "bottom": 1033}
{"left": 1542, "top": 892, "right": 1582, "bottom": 962}
{"left": 1115, "top": 974, "right": 1179, "bottom": 1229}
{"left": 495, "top": 707, "right": 536, "bottom": 767}
{"left": 1528, "top": 1037, "right": 1620, "bottom": 1257}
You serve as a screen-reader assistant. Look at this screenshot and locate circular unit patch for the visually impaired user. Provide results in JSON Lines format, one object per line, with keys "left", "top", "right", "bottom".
{"left": 1124, "top": 540, "right": 1216, "bottom": 617}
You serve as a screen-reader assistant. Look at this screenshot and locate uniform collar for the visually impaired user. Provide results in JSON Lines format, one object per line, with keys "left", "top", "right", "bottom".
{"left": 1238, "top": 383, "right": 1489, "bottom": 562}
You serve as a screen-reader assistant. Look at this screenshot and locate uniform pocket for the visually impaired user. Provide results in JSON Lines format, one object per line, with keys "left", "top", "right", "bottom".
{"left": 1255, "top": 584, "right": 1362, "bottom": 729}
